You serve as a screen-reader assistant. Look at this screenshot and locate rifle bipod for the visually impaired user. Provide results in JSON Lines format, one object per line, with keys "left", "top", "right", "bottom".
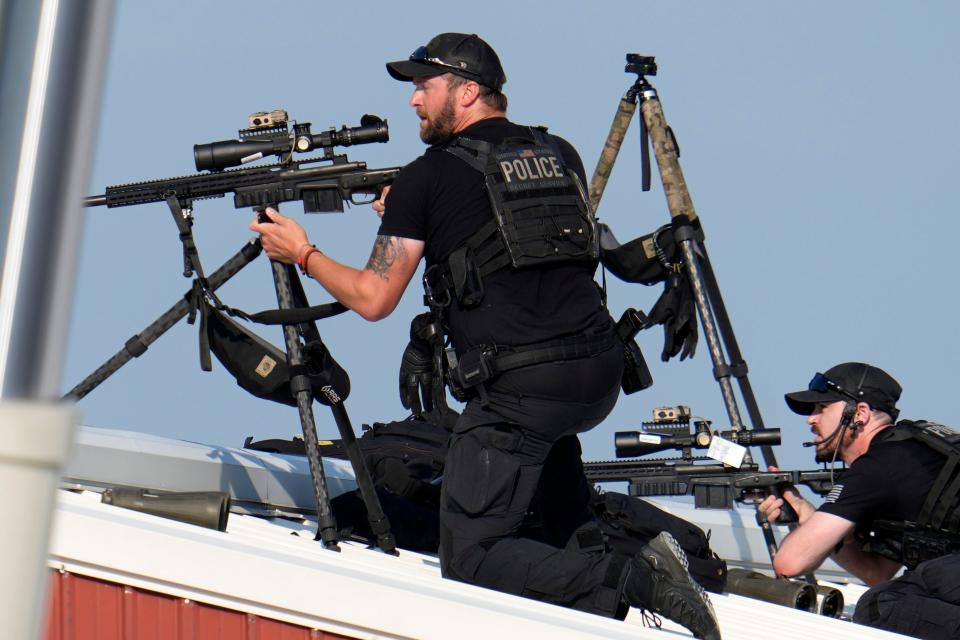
{"left": 261, "top": 215, "right": 397, "bottom": 555}
{"left": 588, "top": 55, "right": 807, "bottom": 571}
{"left": 63, "top": 238, "right": 264, "bottom": 401}
{"left": 64, "top": 232, "right": 398, "bottom": 555}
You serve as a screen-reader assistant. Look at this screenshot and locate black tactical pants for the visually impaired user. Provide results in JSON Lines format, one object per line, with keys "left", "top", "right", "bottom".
{"left": 853, "top": 553, "right": 960, "bottom": 639}
{"left": 438, "top": 343, "right": 630, "bottom": 617}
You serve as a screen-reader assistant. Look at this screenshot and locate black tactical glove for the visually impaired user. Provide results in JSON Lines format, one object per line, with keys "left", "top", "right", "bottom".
{"left": 399, "top": 313, "right": 443, "bottom": 416}
{"left": 644, "top": 270, "right": 698, "bottom": 361}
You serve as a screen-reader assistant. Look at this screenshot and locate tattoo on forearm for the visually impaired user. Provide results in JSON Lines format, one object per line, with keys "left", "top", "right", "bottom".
{"left": 366, "top": 235, "right": 406, "bottom": 280}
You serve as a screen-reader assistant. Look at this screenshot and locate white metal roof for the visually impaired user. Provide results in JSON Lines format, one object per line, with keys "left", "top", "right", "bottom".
{"left": 48, "top": 426, "right": 914, "bottom": 640}
{"left": 50, "top": 489, "right": 913, "bottom": 640}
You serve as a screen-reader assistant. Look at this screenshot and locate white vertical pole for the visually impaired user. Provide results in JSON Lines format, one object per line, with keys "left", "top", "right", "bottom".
{"left": 0, "top": 0, "right": 114, "bottom": 636}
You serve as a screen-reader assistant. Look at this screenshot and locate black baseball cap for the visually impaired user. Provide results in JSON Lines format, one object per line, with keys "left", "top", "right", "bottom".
{"left": 784, "top": 362, "right": 901, "bottom": 420}
{"left": 386, "top": 33, "right": 506, "bottom": 92}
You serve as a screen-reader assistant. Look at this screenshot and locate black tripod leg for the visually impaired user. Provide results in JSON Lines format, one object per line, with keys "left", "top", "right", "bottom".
{"left": 270, "top": 261, "right": 340, "bottom": 549}
{"left": 698, "top": 246, "right": 780, "bottom": 467}
{"left": 63, "top": 239, "right": 263, "bottom": 401}
{"left": 325, "top": 401, "right": 398, "bottom": 555}
{"left": 280, "top": 263, "right": 396, "bottom": 553}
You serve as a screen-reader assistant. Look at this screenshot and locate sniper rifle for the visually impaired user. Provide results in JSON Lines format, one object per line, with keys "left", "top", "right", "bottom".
{"left": 583, "top": 459, "right": 842, "bottom": 525}
{"left": 85, "top": 110, "right": 398, "bottom": 214}
{"left": 583, "top": 406, "right": 844, "bottom": 524}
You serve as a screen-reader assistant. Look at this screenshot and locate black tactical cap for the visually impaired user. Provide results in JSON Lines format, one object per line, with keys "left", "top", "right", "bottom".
{"left": 784, "top": 362, "right": 901, "bottom": 419}
{"left": 386, "top": 33, "right": 506, "bottom": 92}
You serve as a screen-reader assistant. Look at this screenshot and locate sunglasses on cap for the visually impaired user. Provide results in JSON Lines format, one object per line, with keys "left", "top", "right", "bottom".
{"left": 409, "top": 46, "right": 472, "bottom": 75}
{"left": 808, "top": 372, "right": 864, "bottom": 403}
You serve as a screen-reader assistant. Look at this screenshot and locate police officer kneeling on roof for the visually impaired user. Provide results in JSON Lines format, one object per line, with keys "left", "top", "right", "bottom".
{"left": 759, "top": 363, "right": 960, "bottom": 639}
{"left": 252, "top": 32, "right": 719, "bottom": 640}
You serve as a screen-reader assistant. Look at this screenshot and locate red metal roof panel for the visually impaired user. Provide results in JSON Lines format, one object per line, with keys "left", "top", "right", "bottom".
{"left": 44, "top": 571, "right": 357, "bottom": 640}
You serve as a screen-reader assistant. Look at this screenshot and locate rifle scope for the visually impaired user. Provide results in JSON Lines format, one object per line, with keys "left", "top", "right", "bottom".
{"left": 615, "top": 427, "right": 781, "bottom": 458}
{"left": 194, "top": 114, "right": 389, "bottom": 172}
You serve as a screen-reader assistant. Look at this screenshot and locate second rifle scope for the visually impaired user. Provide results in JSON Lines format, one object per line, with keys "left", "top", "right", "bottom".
{"left": 615, "top": 427, "right": 781, "bottom": 458}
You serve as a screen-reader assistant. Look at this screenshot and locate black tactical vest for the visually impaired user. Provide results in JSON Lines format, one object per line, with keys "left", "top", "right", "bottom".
{"left": 857, "top": 420, "right": 960, "bottom": 569}
{"left": 424, "top": 127, "right": 599, "bottom": 308}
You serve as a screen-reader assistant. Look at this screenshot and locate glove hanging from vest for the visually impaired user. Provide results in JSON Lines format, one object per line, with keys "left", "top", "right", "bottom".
{"left": 399, "top": 312, "right": 449, "bottom": 417}
{"left": 644, "top": 269, "right": 698, "bottom": 361}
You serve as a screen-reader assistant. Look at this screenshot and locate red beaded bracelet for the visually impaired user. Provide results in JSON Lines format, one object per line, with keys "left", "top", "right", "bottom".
{"left": 297, "top": 245, "right": 321, "bottom": 276}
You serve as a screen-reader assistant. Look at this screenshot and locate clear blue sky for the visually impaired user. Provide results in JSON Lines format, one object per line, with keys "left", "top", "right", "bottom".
{"left": 63, "top": 1, "right": 960, "bottom": 475}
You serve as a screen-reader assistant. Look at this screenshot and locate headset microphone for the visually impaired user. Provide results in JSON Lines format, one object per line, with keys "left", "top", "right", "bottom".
{"left": 801, "top": 402, "right": 857, "bottom": 448}
{"left": 801, "top": 421, "right": 844, "bottom": 447}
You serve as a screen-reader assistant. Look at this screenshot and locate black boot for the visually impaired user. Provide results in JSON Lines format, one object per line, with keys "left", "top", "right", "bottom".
{"left": 623, "top": 532, "right": 721, "bottom": 640}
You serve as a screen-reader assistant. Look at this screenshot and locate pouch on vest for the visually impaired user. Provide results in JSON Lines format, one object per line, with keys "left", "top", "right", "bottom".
{"left": 205, "top": 304, "right": 350, "bottom": 407}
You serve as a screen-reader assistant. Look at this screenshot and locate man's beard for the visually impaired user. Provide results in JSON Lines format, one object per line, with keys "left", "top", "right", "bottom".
{"left": 814, "top": 444, "right": 836, "bottom": 464}
{"left": 813, "top": 427, "right": 853, "bottom": 463}
{"left": 420, "top": 93, "right": 457, "bottom": 144}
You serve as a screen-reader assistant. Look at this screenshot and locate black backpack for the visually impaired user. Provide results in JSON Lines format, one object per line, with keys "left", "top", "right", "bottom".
{"left": 246, "top": 414, "right": 448, "bottom": 504}
{"left": 246, "top": 414, "right": 447, "bottom": 551}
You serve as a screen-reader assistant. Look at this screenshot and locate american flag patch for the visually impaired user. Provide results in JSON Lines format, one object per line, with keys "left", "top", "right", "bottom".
{"left": 519, "top": 149, "right": 535, "bottom": 158}
{"left": 824, "top": 484, "right": 844, "bottom": 503}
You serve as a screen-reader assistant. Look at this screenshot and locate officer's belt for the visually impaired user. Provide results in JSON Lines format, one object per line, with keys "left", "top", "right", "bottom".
{"left": 454, "top": 329, "right": 615, "bottom": 391}
{"left": 488, "top": 330, "right": 616, "bottom": 372}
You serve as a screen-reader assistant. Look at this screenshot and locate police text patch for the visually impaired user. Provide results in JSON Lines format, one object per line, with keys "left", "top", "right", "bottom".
{"left": 495, "top": 145, "right": 568, "bottom": 192}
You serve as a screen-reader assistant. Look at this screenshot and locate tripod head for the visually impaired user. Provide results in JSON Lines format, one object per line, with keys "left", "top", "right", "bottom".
{"left": 625, "top": 54, "right": 657, "bottom": 78}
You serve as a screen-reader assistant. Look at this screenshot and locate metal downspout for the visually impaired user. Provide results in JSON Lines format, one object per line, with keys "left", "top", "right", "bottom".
{"left": 0, "top": 0, "right": 114, "bottom": 637}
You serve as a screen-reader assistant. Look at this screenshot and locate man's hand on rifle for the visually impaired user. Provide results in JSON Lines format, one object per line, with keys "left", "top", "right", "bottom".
{"left": 757, "top": 466, "right": 817, "bottom": 525}
{"left": 249, "top": 207, "right": 310, "bottom": 264}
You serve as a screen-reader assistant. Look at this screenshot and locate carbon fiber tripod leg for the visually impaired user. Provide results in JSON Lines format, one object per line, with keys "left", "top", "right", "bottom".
{"left": 269, "top": 260, "right": 340, "bottom": 549}
{"left": 269, "top": 260, "right": 396, "bottom": 554}
{"left": 63, "top": 239, "right": 263, "bottom": 401}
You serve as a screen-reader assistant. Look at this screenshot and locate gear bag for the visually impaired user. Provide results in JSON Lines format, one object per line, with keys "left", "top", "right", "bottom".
{"left": 204, "top": 303, "right": 350, "bottom": 407}
{"left": 246, "top": 413, "right": 448, "bottom": 501}
{"left": 598, "top": 222, "right": 676, "bottom": 285}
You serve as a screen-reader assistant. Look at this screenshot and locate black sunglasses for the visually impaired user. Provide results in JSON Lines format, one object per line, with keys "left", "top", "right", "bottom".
{"left": 410, "top": 46, "right": 466, "bottom": 74}
{"left": 808, "top": 372, "right": 863, "bottom": 403}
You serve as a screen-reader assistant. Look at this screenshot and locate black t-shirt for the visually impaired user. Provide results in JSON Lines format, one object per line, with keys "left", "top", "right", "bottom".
{"left": 818, "top": 425, "right": 945, "bottom": 528}
{"left": 378, "top": 117, "right": 608, "bottom": 353}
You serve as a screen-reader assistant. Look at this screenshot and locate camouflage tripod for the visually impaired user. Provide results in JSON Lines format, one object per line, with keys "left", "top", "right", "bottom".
{"left": 588, "top": 55, "right": 808, "bottom": 567}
